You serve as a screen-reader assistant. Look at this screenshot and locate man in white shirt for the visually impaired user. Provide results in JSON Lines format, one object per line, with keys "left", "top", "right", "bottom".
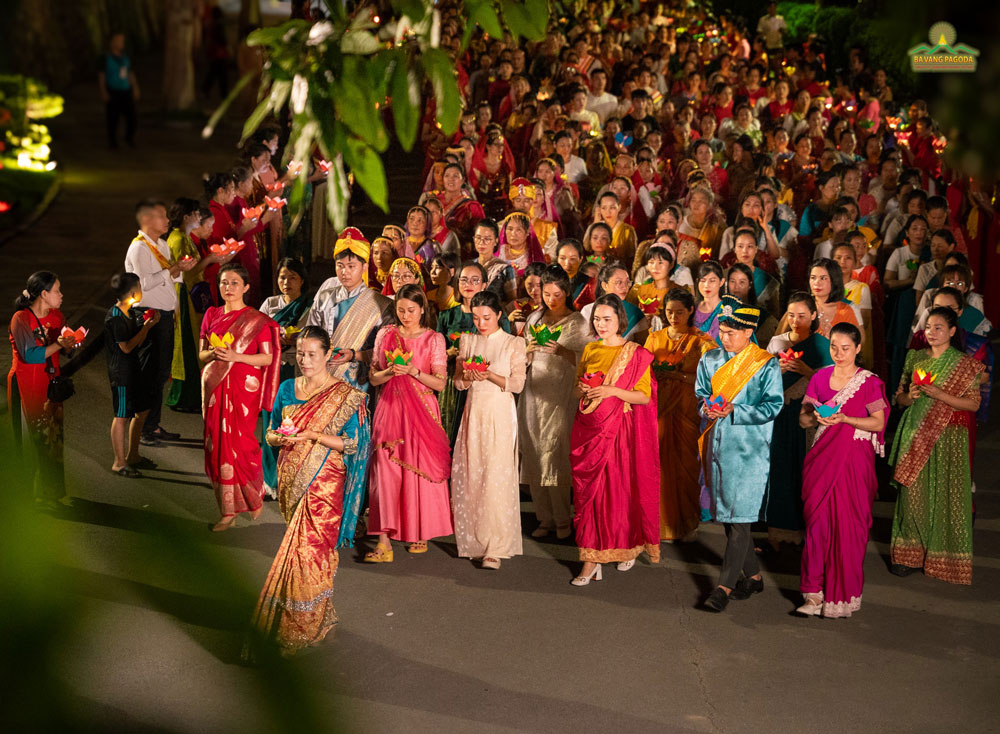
{"left": 124, "top": 199, "right": 194, "bottom": 444}
{"left": 306, "top": 228, "right": 392, "bottom": 390}
{"left": 586, "top": 68, "right": 619, "bottom": 125}
{"left": 757, "top": 2, "right": 787, "bottom": 55}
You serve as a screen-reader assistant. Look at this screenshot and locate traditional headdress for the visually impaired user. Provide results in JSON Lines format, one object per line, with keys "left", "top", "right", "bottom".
{"left": 508, "top": 177, "right": 537, "bottom": 202}
{"left": 382, "top": 257, "right": 426, "bottom": 296}
{"left": 334, "top": 227, "right": 371, "bottom": 284}
{"left": 718, "top": 294, "right": 760, "bottom": 330}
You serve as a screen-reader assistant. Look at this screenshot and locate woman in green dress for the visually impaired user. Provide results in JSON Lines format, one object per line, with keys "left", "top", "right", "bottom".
{"left": 764, "top": 292, "right": 832, "bottom": 548}
{"left": 890, "top": 306, "right": 984, "bottom": 585}
{"left": 436, "top": 261, "right": 511, "bottom": 445}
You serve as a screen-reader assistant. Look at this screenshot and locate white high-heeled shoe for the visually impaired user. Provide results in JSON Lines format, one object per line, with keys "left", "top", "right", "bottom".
{"left": 570, "top": 564, "right": 603, "bottom": 586}
{"left": 796, "top": 592, "right": 824, "bottom": 616}
{"left": 617, "top": 559, "right": 635, "bottom": 572}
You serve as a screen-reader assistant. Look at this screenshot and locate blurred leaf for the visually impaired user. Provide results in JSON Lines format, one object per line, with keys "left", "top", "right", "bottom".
{"left": 389, "top": 52, "right": 421, "bottom": 150}
{"left": 334, "top": 56, "right": 387, "bottom": 150}
{"left": 421, "top": 48, "right": 461, "bottom": 134}
{"left": 341, "top": 29, "right": 380, "bottom": 55}
{"left": 468, "top": 0, "right": 503, "bottom": 39}
{"left": 343, "top": 137, "right": 388, "bottom": 212}
{"left": 201, "top": 71, "right": 255, "bottom": 139}
{"left": 392, "top": 0, "right": 429, "bottom": 23}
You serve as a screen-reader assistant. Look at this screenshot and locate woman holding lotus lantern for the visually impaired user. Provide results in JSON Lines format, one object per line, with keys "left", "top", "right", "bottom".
{"left": 451, "top": 290, "right": 526, "bottom": 570}
{"left": 569, "top": 294, "right": 660, "bottom": 586}
{"left": 764, "top": 292, "right": 833, "bottom": 548}
{"left": 436, "top": 262, "right": 512, "bottom": 445}
{"left": 518, "top": 265, "right": 589, "bottom": 540}
{"left": 259, "top": 257, "right": 314, "bottom": 496}
{"left": 889, "top": 307, "right": 984, "bottom": 585}
{"left": 626, "top": 244, "right": 679, "bottom": 335}
{"left": 796, "top": 322, "right": 888, "bottom": 617}
{"left": 250, "top": 325, "right": 368, "bottom": 656}
{"left": 365, "top": 284, "right": 452, "bottom": 561}
{"left": 199, "top": 262, "right": 281, "bottom": 531}
{"left": 644, "top": 288, "right": 717, "bottom": 543}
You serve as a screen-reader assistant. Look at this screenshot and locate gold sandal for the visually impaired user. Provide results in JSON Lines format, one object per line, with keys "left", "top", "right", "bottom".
{"left": 407, "top": 541, "right": 428, "bottom": 554}
{"left": 364, "top": 543, "right": 394, "bottom": 563}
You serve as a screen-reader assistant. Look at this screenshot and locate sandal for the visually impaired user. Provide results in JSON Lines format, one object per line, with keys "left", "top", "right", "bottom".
{"left": 211, "top": 515, "right": 237, "bottom": 532}
{"left": 481, "top": 556, "right": 501, "bottom": 570}
{"left": 364, "top": 543, "right": 394, "bottom": 563}
{"left": 115, "top": 466, "right": 143, "bottom": 479}
{"left": 407, "top": 541, "right": 427, "bottom": 554}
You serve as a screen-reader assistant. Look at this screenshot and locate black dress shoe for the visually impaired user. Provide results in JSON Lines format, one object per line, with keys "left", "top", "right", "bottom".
{"left": 149, "top": 426, "right": 181, "bottom": 441}
{"left": 702, "top": 587, "right": 730, "bottom": 612}
{"left": 730, "top": 576, "right": 764, "bottom": 600}
{"left": 139, "top": 434, "right": 162, "bottom": 447}
{"left": 889, "top": 563, "right": 918, "bottom": 577}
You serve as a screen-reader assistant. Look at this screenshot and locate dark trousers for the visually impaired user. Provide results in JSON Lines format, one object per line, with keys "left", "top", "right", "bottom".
{"left": 140, "top": 309, "right": 175, "bottom": 432}
{"left": 106, "top": 89, "right": 136, "bottom": 146}
{"left": 719, "top": 523, "right": 760, "bottom": 590}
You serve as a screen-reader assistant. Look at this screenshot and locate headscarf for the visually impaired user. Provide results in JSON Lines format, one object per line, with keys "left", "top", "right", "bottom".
{"left": 381, "top": 257, "right": 425, "bottom": 296}
{"left": 382, "top": 224, "right": 415, "bottom": 259}
{"left": 334, "top": 227, "right": 372, "bottom": 285}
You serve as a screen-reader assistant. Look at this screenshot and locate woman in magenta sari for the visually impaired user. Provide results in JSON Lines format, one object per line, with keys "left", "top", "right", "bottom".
{"left": 570, "top": 294, "right": 660, "bottom": 586}
{"left": 797, "top": 322, "right": 888, "bottom": 617}
{"left": 249, "top": 325, "right": 368, "bottom": 657}
{"left": 365, "top": 284, "right": 452, "bottom": 561}
{"left": 199, "top": 263, "right": 280, "bottom": 531}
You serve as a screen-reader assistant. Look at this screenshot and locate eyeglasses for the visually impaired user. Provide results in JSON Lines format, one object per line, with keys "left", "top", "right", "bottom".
{"left": 473, "top": 235, "right": 495, "bottom": 243}
{"left": 943, "top": 280, "right": 967, "bottom": 288}
{"left": 459, "top": 277, "right": 483, "bottom": 285}
{"left": 607, "top": 278, "right": 631, "bottom": 287}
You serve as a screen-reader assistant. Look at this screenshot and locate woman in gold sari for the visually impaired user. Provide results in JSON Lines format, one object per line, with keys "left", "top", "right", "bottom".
{"left": 248, "top": 325, "right": 369, "bottom": 656}
{"left": 644, "top": 288, "right": 717, "bottom": 541}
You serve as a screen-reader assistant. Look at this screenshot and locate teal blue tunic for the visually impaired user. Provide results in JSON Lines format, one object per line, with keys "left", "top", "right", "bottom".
{"left": 695, "top": 347, "right": 784, "bottom": 523}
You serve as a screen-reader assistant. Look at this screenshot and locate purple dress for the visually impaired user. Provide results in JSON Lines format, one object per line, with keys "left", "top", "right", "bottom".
{"left": 800, "top": 366, "right": 888, "bottom": 617}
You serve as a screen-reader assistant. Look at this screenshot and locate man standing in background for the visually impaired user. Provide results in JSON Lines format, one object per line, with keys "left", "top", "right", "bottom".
{"left": 98, "top": 32, "right": 140, "bottom": 149}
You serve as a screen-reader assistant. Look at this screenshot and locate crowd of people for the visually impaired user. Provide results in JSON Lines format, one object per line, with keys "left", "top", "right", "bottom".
{"left": 7, "top": 1, "right": 994, "bottom": 656}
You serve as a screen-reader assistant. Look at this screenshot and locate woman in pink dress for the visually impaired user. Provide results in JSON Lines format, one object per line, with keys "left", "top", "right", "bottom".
{"left": 199, "top": 262, "right": 281, "bottom": 531}
{"left": 365, "top": 284, "right": 452, "bottom": 561}
{"left": 569, "top": 294, "right": 661, "bottom": 586}
{"left": 797, "top": 322, "right": 888, "bottom": 617}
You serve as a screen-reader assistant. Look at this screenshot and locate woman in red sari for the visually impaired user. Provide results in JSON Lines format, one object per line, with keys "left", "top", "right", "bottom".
{"left": 249, "top": 324, "right": 369, "bottom": 657}
{"left": 199, "top": 262, "right": 280, "bottom": 531}
{"left": 570, "top": 293, "right": 660, "bottom": 586}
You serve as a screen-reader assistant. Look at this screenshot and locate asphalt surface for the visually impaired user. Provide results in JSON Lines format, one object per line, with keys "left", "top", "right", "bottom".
{"left": 4, "top": 61, "right": 1000, "bottom": 734}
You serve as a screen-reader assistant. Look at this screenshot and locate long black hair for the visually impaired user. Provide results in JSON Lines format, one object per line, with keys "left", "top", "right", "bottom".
{"left": 14, "top": 271, "right": 58, "bottom": 311}
{"left": 829, "top": 321, "right": 864, "bottom": 366}
{"left": 539, "top": 264, "right": 573, "bottom": 312}
{"left": 167, "top": 197, "right": 201, "bottom": 234}
{"left": 925, "top": 305, "right": 963, "bottom": 349}
{"left": 809, "top": 258, "right": 845, "bottom": 306}
{"left": 591, "top": 293, "right": 627, "bottom": 335}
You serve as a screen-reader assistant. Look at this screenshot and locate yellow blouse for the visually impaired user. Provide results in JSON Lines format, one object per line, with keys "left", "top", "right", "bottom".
{"left": 643, "top": 327, "right": 717, "bottom": 376}
{"left": 576, "top": 341, "right": 651, "bottom": 397}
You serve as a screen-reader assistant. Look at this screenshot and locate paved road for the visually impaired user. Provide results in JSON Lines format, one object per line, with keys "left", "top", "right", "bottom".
{"left": 4, "top": 59, "right": 1000, "bottom": 734}
{"left": 10, "top": 343, "right": 998, "bottom": 733}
